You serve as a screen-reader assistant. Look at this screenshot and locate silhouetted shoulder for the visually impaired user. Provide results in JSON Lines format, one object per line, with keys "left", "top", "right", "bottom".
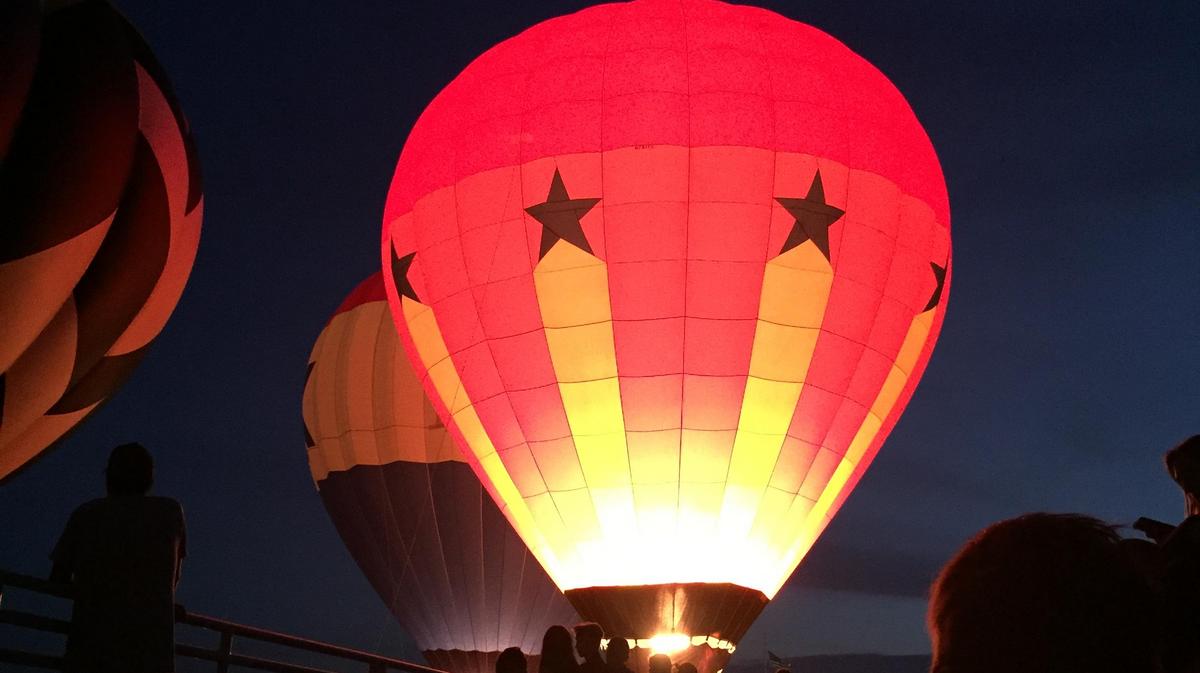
{"left": 67, "top": 495, "right": 181, "bottom": 517}
{"left": 142, "top": 496, "right": 184, "bottom": 515}
{"left": 69, "top": 497, "right": 109, "bottom": 518}
{"left": 53, "top": 495, "right": 186, "bottom": 566}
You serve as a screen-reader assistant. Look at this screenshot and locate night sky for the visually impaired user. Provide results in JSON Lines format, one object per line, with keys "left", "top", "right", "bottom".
{"left": 3, "top": 0, "right": 1199, "bottom": 664}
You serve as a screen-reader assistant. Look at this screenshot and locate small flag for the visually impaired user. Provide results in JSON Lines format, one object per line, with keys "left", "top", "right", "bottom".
{"left": 768, "top": 651, "right": 790, "bottom": 670}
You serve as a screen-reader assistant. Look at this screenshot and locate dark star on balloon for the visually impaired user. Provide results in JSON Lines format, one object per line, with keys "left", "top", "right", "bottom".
{"left": 389, "top": 247, "right": 420, "bottom": 302}
{"left": 524, "top": 168, "right": 600, "bottom": 259}
{"left": 775, "top": 170, "right": 846, "bottom": 261}
{"left": 925, "top": 262, "right": 947, "bottom": 312}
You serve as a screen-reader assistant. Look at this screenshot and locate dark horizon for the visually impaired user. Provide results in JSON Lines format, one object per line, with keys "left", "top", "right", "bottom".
{"left": 2, "top": 0, "right": 1198, "bottom": 663}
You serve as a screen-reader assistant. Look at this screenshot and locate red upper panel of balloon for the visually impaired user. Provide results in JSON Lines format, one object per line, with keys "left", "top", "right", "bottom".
{"left": 383, "top": 0, "right": 947, "bottom": 232}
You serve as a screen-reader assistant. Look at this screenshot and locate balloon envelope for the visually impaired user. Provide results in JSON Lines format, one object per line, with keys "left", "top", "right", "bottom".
{"left": 303, "top": 273, "right": 578, "bottom": 673}
{"left": 0, "top": 0, "right": 203, "bottom": 483}
{"left": 381, "top": 0, "right": 950, "bottom": 667}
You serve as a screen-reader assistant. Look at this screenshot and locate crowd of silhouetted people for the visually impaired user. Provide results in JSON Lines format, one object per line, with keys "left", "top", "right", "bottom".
{"left": 496, "top": 623, "right": 691, "bottom": 673}
{"left": 46, "top": 435, "right": 1200, "bottom": 673}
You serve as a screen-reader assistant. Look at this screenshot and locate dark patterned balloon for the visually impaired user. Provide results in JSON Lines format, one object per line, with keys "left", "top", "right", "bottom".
{"left": 302, "top": 273, "right": 579, "bottom": 673}
{"left": 0, "top": 0, "right": 203, "bottom": 483}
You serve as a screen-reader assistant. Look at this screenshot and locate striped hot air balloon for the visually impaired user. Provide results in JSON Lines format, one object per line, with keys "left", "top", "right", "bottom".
{"left": 0, "top": 0, "right": 204, "bottom": 483}
{"left": 381, "top": 1, "right": 950, "bottom": 670}
{"left": 302, "top": 273, "right": 579, "bottom": 673}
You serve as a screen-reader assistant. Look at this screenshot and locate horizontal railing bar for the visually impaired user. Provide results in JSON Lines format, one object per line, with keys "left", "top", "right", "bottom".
{"left": 176, "top": 642, "right": 221, "bottom": 660}
{"left": 0, "top": 570, "right": 73, "bottom": 599}
{"left": 178, "top": 642, "right": 347, "bottom": 673}
{"left": 178, "top": 609, "right": 442, "bottom": 673}
{"left": 0, "top": 646, "right": 63, "bottom": 670}
{"left": 0, "top": 608, "right": 71, "bottom": 634}
{"left": 230, "top": 651, "right": 344, "bottom": 673}
{"left": 2, "top": 568, "right": 445, "bottom": 673}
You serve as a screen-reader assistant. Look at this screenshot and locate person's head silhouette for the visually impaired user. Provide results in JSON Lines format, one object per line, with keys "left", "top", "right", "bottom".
{"left": 497, "top": 647, "right": 528, "bottom": 673}
{"left": 648, "top": 654, "right": 671, "bottom": 673}
{"left": 574, "top": 622, "right": 603, "bottom": 662}
{"left": 605, "top": 637, "right": 630, "bottom": 666}
{"left": 675, "top": 662, "right": 697, "bottom": 673}
{"left": 928, "top": 513, "right": 1159, "bottom": 673}
{"left": 1165, "top": 435, "right": 1200, "bottom": 515}
{"left": 106, "top": 443, "right": 153, "bottom": 495}
{"left": 540, "top": 625, "right": 577, "bottom": 673}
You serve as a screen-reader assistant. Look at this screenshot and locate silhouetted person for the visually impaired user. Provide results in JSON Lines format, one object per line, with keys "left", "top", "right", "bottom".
{"left": 604, "top": 637, "right": 633, "bottom": 673}
{"left": 50, "top": 443, "right": 186, "bottom": 673}
{"left": 1166, "top": 435, "right": 1200, "bottom": 517}
{"left": 497, "top": 647, "right": 528, "bottom": 673}
{"left": 1159, "top": 435, "right": 1200, "bottom": 673}
{"left": 574, "top": 622, "right": 605, "bottom": 673}
{"left": 675, "top": 662, "right": 697, "bottom": 673}
{"left": 927, "top": 513, "right": 1159, "bottom": 673}
{"left": 648, "top": 653, "right": 672, "bottom": 673}
{"left": 539, "top": 625, "right": 579, "bottom": 673}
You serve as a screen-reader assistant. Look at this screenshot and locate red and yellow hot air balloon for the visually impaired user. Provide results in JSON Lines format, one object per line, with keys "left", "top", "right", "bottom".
{"left": 302, "top": 273, "right": 579, "bottom": 673}
{"left": 381, "top": 1, "right": 950, "bottom": 670}
{"left": 0, "top": 0, "right": 203, "bottom": 483}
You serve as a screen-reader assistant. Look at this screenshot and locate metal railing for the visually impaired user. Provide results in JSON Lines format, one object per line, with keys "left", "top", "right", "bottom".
{"left": 0, "top": 569, "right": 445, "bottom": 673}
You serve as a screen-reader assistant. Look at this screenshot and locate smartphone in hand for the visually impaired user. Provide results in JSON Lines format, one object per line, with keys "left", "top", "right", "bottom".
{"left": 1133, "top": 517, "right": 1175, "bottom": 543}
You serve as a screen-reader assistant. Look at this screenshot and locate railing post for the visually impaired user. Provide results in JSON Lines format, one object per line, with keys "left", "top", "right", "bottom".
{"left": 216, "top": 631, "right": 233, "bottom": 673}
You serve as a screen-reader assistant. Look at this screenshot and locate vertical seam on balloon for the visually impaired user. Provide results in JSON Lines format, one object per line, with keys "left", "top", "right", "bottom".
{"left": 334, "top": 308, "right": 358, "bottom": 471}
{"left": 472, "top": 464, "right": 486, "bottom": 653}
{"left": 380, "top": 471, "right": 426, "bottom": 650}
{"left": 600, "top": 0, "right": 631, "bottom": 548}
{"left": 676, "top": 0, "right": 692, "bottom": 551}
{"left": 425, "top": 462, "right": 462, "bottom": 651}
{"left": 508, "top": 535, "right": 531, "bottom": 653}
{"left": 444, "top": 132, "right": 482, "bottom": 657}
{"left": 370, "top": 307, "right": 390, "bottom": 467}
{"left": 371, "top": 467, "right": 427, "bottom": 644}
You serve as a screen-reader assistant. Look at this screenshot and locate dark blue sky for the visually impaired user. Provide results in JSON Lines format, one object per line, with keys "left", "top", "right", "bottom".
{"left": 3, "top": 0, "right": 1199, "bottom": 662}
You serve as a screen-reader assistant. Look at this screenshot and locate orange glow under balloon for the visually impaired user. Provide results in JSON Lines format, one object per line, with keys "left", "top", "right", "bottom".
{"left": 381, "top": 0, "right": 950, "bottom": 647}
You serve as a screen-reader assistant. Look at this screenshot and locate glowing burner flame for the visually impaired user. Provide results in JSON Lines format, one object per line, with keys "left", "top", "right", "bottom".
{"left": 648, "top": 634, "right": 691, "bottom": 655}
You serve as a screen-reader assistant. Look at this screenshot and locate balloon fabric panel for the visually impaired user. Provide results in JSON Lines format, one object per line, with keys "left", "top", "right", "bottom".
{"left": 0, "top": 0, "right": 203, "bottom": 484}
{"left": 0, "top": 2, "right": 137, "bottom": 374}
{"left": 303, "top": 274, "right": 579, "bottom": 673}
